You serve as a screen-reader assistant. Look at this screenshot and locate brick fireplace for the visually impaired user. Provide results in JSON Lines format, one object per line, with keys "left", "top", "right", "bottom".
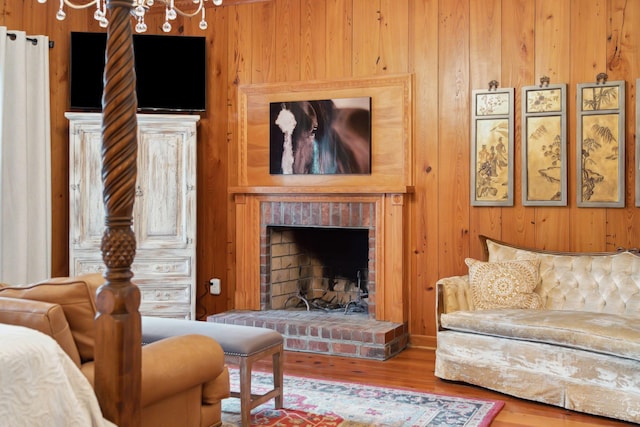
{"left": 208, "top": 192, "right": 410, "bottom": 360}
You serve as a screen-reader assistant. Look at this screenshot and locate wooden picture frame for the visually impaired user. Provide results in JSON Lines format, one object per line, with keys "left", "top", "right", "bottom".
{"left": 470, "top": 86, "right": 514, "bottom": 206}
{"left": 235, "top": 74, "right": 413, "bottom": 192}
{"left": 576, "top": 78, "right": 625, "bottom": 208}
{"left": 521, "top": 82, "right": 567, "bottom": 206}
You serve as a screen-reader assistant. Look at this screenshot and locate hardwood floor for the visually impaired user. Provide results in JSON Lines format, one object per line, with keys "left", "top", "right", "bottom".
{"left": 261, "top": 346, "right": 634, "bottom": 427}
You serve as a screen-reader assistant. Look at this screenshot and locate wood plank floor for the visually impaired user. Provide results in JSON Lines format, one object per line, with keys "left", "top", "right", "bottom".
{"left": 259, "top": 346, "right": 635, "bottom": 427}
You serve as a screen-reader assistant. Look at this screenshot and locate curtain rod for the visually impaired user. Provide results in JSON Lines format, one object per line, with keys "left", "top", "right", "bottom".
{"left": 6, "top": 32, "right": 55, "bottom": 49}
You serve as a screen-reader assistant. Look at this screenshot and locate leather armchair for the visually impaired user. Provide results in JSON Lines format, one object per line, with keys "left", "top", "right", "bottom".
{"left": 0, "top": 274, "right": 229, "bottom": 427}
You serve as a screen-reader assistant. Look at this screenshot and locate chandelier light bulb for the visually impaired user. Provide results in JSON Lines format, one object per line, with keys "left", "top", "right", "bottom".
{"left": 56, "top": 8, "right": 66, "bottom": 20}
{"left": 37, "top": 0, "right": 46, "bottom": 4}
{"left": 93, "top": 0, "right": 102, "bottom": 20}
{"left": 135, "top": 16, "right": 148, "bottom": 33}
{"left": 99, "top": 17, "right": 109, "bottom": 27}
{"left": 146, "top": 0, "right": 154, "bottom": 5}
{"left": 162, "top": 21, "right": 172, "bottom": 32}
{"left": 213, "top": 0, "right": 222, "bottom": 5}
{"left": 134, "top": 5, "right": 145, "bottom": 17}
{"left": 168, "top": 9, "right": 177, "bottom": 20}
{"left": 198, "top": 8, "right": 207, "bottom": 29}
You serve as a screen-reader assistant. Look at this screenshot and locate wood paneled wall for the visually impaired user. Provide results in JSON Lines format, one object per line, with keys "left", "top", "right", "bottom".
{"left": 3, "top": 0, "right": 639, "bottom": 344}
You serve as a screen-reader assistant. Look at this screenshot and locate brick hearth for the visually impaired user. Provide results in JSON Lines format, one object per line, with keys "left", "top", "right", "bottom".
{"left": 207, "top": 309, "right": 408, "bottom": 360}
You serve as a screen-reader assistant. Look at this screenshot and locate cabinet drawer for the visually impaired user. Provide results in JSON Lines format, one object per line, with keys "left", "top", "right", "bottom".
{"left": 72, "top": 257, "right": 192, "bottom": 278}
{"left": 73, "top": 258, "right": 106, "bottom": 275}
{"left": 131, "top": 257, "right": 192, "bottom": 278}
{"left": 139, "top": 308, "right": 192, "bottom": 320}
{"left": 138, "top": 283, "right": 191, "bottom": 304}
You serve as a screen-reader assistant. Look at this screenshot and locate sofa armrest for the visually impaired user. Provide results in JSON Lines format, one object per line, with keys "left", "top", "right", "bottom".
{"left": 436, "top": 275, "right": 472, "bottom": 331}
{"left": 0, "top": 296, "right": 81, "bottom": 366}
{"left": 140, "top": 334, "right": 228, "bottom": 406}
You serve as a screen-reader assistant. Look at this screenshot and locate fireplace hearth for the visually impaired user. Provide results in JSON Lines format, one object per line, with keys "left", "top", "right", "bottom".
{"left": 207, "top": 309, "right": 407, "bottom": 360}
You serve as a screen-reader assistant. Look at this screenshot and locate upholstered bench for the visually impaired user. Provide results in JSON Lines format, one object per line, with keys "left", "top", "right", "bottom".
{"left": 141, "top": 316, "right": 284, "bottom": 426}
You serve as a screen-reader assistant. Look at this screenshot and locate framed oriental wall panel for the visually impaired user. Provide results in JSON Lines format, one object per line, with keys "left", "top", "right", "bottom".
{"left": 576, "top": 77, "right": 625, "bottom": 208}
{"left": 470, "top": 85, "right": 514, "bottom": 206}
{"left": 521, "top": 81, "right": 567, "bottom": 206}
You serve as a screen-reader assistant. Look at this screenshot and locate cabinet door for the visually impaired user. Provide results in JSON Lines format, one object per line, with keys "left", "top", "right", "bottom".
{"left": 69, "top": 120, "right": 104, "bottom": 249}
{"left": 135, "top": 122, "right": 196, "bottom": 250}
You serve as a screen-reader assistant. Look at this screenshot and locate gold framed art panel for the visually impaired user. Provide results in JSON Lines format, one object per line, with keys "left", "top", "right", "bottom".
{"left": 470, "top": 87, "right": 515, "bottom": 206}
{"left": 521, "top": 83, "right": 567, "bottom": 206}
{"left": 576, "top": 80, "right": 625, "bottom": 208}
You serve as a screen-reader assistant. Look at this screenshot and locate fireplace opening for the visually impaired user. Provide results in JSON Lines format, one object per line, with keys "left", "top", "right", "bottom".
{"left": 268, "top": 226, "right": 370, "bottom": 314}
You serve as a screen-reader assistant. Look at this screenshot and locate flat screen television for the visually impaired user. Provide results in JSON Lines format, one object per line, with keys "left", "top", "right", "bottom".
{"left": 70, "top": 32, "right": 206, "bottom": 112}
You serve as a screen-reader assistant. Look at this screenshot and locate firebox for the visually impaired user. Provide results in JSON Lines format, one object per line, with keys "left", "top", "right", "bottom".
{"left": 268, "top": 226, "right": 369, "bottom": 313}
{"left": 258, "top": 200, "right": 377, "bottom": 318}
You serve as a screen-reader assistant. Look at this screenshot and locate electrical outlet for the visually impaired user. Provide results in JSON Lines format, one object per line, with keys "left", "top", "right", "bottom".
{"left": 209, "top": 278, "right": 221, "bottom": 295}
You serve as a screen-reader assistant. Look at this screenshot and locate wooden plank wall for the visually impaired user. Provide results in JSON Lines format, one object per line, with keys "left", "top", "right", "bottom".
{"left": 3, "top": 0, "right": 639, "bottom": 344}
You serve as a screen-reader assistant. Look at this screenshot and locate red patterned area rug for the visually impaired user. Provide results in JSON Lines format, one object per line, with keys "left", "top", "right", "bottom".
{"left": 221, "top": 369, "right": 504, "bottom": 427}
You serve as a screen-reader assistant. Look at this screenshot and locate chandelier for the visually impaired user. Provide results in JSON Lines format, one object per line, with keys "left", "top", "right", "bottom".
{"left": 43, "top": 0, "right": 223, "bottom": 33}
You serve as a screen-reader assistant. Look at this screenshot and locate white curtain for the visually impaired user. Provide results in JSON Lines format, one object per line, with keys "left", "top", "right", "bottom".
{"left": 0, "top": 27, "right": 52, "bottom": 284}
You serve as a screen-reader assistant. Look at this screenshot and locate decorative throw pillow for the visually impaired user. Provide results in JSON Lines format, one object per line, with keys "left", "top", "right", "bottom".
{"left": 465, "top": 258, "right": 543, "bottom": 310}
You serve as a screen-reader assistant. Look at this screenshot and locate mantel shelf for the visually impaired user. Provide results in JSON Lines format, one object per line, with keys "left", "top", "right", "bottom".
{"left": 229, "top": 186, "right": 415, "bottom": 195}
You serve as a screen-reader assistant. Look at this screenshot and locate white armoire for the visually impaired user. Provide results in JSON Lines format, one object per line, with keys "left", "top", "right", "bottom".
{"left": 66, "top": 113, "right": 198, "bottom": 319}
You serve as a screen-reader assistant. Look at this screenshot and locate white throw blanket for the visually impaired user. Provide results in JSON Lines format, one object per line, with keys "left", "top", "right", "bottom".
{"left": 0, "top": 324, "right": 116, "bottom": 427}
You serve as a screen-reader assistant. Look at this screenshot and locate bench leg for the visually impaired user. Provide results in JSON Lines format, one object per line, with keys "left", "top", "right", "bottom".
{"left": 239, "top": 357, "right": 252, "bottom": 427}
{"left": 273, "top": 346, "right": 283, "bottom": 409}
{"left": 228, "top": 344, "right": 284, "bottom": 426}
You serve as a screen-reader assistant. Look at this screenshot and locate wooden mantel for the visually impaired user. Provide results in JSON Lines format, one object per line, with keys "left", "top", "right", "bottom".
{"left": 229, "top": 185, "right": 415, "bottom": 195}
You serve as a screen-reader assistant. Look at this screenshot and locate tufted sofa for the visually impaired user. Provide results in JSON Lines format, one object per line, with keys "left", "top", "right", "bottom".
{"left": 435, "top": 237, "right": 640, "bottom": 424}
{"left": 0, "top": 274, "right": 230, "bottom": 427}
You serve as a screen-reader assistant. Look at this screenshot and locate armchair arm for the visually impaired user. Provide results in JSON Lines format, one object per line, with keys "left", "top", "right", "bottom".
{"left": 140, "top": 334, "right": 228, "bottom": 407}
{"left": 435, "top": 275, "right": 472, "bottom": 331}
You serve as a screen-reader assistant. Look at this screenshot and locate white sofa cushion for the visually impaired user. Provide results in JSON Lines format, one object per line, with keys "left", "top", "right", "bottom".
{"left": 440, "top": 309, "right": 640, "bottom": 362}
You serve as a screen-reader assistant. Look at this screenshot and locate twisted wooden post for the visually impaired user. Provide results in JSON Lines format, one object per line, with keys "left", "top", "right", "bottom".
{"left": 93, "top": 1, "right": 142, "bottom": 425}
